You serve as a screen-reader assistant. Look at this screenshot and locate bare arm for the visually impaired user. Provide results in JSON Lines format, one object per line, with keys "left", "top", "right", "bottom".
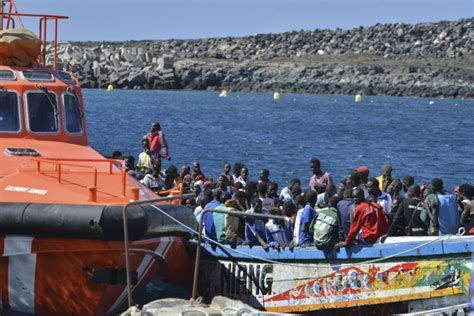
{"left": 429, "top": 198, "right": 439, "bottom": 229}
{"left": 460, "top": 200, "right": 471, "bottom": 226}
{"left": 159, "top": 131, "right": 170, "bottom": 158}
{"left": 255, "top": 232, "right": 269, "bottom": 249}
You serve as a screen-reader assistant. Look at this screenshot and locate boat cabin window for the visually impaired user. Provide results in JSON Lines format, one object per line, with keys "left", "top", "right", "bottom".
{"left": 0, "top": 91, "right": 21, "bottom": 132}
{"left": 63, "top": 93, "right": 83, "bottom": 134}
{"left": 57, "top": 71, "right": 75, "bottom": 84}
{"left": 22, "top": 70, "right": 55, "bottom": 82}
{"left": 0, "top": 70, "right": 16, "bottom": 81}
{"left": 26, "top": 91, "right": 59, "bottom": 133}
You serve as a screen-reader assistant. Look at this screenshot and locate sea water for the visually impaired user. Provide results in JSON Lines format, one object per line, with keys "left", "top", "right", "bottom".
{"left": 84, "top": 89, "right": 473, "bottom": 191}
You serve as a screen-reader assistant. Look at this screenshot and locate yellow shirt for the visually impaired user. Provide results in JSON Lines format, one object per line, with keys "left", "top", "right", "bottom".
{"left": 136, "top": 152, "right": 152, "bottom": 169}
{"left": 376, "top": 175, "right": 384, "bottom": 191}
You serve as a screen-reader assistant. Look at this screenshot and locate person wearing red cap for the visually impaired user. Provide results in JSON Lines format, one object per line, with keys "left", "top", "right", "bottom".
{"left": 358, "top": 165, "right": 370, "bottom": 184}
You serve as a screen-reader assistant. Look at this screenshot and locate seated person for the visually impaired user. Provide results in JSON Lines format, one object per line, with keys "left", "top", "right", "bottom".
{"left": 136, "top": 139, "right": 154, "bottom": 180}
{"left": 194, "top": 191, "right": 212, "bottom": 224}
{"left": 140, "top": 167, "right": 164, "bottom": 192}
{"left": 310, "top": 196, "right": 341, "bottom": 251}
{"left": 163, "top": 165, "right": 181, "bottom": 190}
{"left": 223, "top": 191, "right": 247, "bottom": 246}
{"left": 205, "top": 191, "right": 230, "bottom": 243}
{"left": 297, "top": 191, "right": 318, "bottom": 247}
{"left": 316, "top": 183, "right": 337, "bottom": 210}
{"left": 245, "top": 198, "right": 268, "bottom": 248}
{"left": 265, "top": 207, "right": 293, "bottom": 249}
{"left": 279, "top": 178, "right": 301, "bottom": 204}
{"left": 387, "top": 185, "right": 428, "bottom": 236}
{"left": 124, "top": 156, "right": 137, "bottom": 178}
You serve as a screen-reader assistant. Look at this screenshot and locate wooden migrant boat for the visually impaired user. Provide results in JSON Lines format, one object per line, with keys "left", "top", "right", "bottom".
{"left": 197, "top": 235, "right": 474, "bottom": 314}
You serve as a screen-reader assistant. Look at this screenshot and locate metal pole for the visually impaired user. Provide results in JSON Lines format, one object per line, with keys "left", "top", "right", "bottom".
{"left": 42, "top": 17, "right": 47, "bottom": 67}
{"left": 122, "top": 193, "right": 195, "bottom": 308}
{"left": 122, "top": 204, "right": 133, "bottom": 307}
{"left": 54, "top": 18, "right": 58, "bottom": 70}
{"left": 191, "top": 209, "right": 285, "bottom": 300}
{"left": 191, "top": 211, "right": 206, "bottom": 300}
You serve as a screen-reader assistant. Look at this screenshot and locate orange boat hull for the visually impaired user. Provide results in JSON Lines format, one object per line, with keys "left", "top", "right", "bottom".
{"left": 0, "top": 235, "right": 192, "bottom": 315}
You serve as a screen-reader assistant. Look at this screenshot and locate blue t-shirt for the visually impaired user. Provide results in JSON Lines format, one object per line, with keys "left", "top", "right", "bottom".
{"left": 337, "top": 199, "right": 355, "bottom": 240}
{"left": 298, "top": 205, "right": 316, "bottom": 245}
{"left": 213, "top": 204, "right": 227, "bottom": 242}
{"left": 203, "top": 199, "right": 222, "bottom": 241}
{"left": 245, "top": 213, "right": 267, "bottom": 246}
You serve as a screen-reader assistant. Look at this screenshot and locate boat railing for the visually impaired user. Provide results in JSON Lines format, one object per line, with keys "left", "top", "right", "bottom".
{"left": 30, "top": 157, "right": 128, "bottom": 201}
{"left": 1, "top": 0, "right": 68, "bottom": 70}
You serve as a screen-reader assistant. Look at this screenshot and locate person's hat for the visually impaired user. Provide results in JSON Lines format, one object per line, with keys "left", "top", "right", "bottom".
{"left": 357, "top": 165, "right": 369, "bottom": 175}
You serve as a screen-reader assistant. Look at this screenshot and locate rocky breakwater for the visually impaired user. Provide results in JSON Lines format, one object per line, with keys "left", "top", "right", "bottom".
{"left": 49, "top": 18, "right": 473, "bottom": 98}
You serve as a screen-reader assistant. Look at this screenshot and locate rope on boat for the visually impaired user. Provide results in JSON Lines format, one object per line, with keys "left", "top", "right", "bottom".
{"left": 149, "top": 205, "right": 463, "bottom": 269}
{"left": 150, "top": 205, "right": 314, "bottom": 268}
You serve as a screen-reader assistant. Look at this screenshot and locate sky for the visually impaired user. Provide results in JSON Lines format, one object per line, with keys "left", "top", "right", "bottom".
{"left": 15, "top": 0, "right": 474, "bottom": 41}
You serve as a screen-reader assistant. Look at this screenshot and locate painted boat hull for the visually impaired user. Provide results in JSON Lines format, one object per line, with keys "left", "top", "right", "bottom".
{"left": 0, "top": 235, "right": 192, "bottom": 315}
{"left": 197, "top": 236, "right": 474, "bottom": 313}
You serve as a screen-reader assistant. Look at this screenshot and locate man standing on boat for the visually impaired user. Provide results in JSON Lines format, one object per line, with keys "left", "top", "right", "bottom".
{"left": 335, "top": 187, "right": 388, "bottom": 248}
{"left": 309, "top": 158, "right": 333, "bottom": 192}
{"left": 144, "top": 122, "right": 171, "bottom": 169}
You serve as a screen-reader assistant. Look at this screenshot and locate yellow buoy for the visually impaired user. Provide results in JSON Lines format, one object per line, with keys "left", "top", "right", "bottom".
{"left": 107, "top": 84, "right": 114, "bottom": 92}
{"left": 355, "top": 94, "right": 362, "bottom": 103}
{"left": 219, "top": 90, "right": 228, "bottom": 97}
{"left": 273, "top": 92, "right": 281, "bottom": 101}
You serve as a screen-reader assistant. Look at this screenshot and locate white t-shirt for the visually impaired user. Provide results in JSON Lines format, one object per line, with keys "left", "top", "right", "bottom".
{"left": 235, "top": 176, "right": 247, "bottom": 188}
{"left": 293, "top": 208, "right": 304, "bottom": 244}
{"left": 265, "top": 219, "right": 292, "bottom": 246}
{"left": 377, "top": 192, "right": 393, "bottom": 214}
{"left": 279, "top": 187, "right": 293, "bottom": 202}
{"left": 140, "top": 174, "right": 163, "bottom": 190}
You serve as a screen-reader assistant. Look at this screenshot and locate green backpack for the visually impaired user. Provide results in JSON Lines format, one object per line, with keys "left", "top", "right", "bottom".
{"left": 309, "top": 207, "right": 340, "bottom": 251}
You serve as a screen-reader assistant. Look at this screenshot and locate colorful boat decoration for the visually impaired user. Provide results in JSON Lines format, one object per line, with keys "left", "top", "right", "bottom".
{"left": 198, "top": 236, "right": 474, "bottom": 313}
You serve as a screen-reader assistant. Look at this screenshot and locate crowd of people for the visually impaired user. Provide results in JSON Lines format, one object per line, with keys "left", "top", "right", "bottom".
{"left": 113, "top": 123, "right": 474, "bottom": 251}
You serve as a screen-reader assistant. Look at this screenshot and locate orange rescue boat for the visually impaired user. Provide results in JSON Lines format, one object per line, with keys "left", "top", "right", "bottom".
{"left": 0, "top": 1, "right": 196, "bottom": 315}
